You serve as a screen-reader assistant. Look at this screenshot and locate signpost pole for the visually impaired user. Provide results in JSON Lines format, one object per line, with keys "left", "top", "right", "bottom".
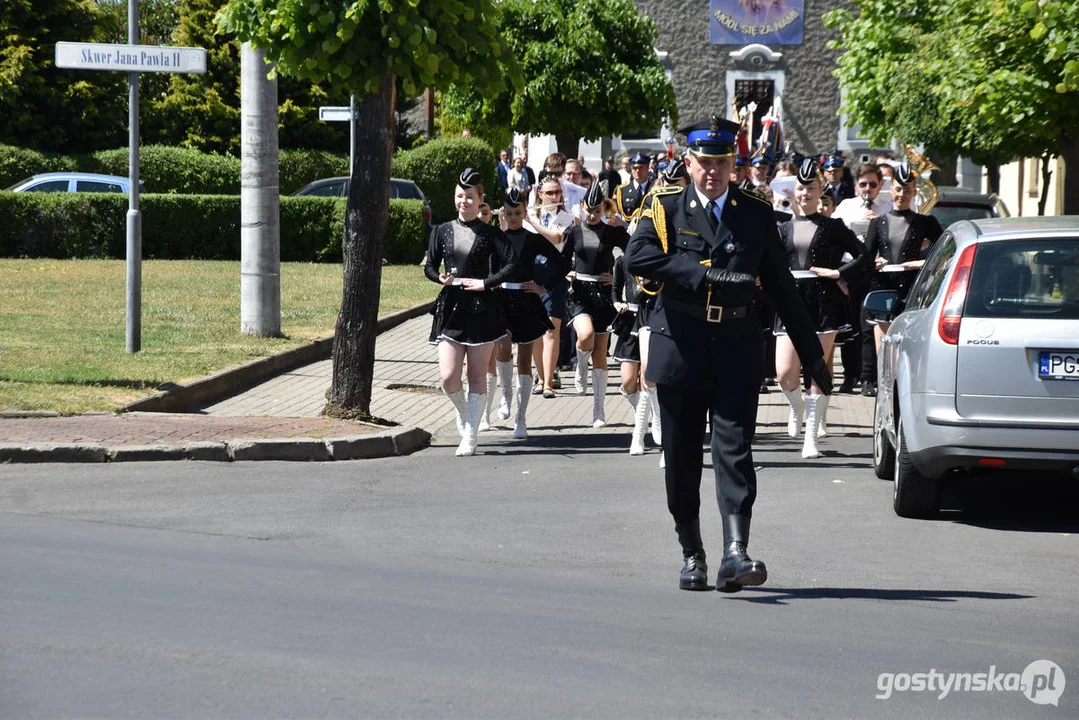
{"left": 125, "top": 0, "right": 141, "bottom": 353}
{"left": 349, "top": 94, "right": 356, "bottom": 173}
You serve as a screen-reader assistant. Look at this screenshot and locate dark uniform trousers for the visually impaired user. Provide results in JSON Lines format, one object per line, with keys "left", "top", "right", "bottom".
{"left": 625, "top": 183, "right": 822, "bottom": 547}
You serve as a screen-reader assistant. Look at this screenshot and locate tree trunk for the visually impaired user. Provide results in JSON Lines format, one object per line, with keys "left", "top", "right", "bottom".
{"left": 985, "top": 162, "right": 1001, "bottom": 195}
{"left": 555, "top": 130, "right": 580, "bottom": 161}
{"left": 325, "top": 73, "right": 397, "bottom": 419}
{"left": 1038, "top": 154, "right": 1053, "bottom": 217}
{"left": 1059, "top": 135, "right": 1079, "bottom": 215}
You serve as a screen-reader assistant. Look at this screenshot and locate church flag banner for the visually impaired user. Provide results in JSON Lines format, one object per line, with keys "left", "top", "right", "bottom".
{"left": 709, "top": 0, "right": 805, "bottom": 45}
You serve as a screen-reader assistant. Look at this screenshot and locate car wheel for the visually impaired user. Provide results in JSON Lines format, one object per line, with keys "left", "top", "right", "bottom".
{"left": 893, "top": 418, "right": 939, "bottom": 518}
{"left": 872, "top": 395, "right": 895, "bottom": 480}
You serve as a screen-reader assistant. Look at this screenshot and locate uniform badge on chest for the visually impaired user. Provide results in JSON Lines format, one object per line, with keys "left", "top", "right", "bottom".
{"left": 723, "top": 238, "right": 737, "bottom": 254}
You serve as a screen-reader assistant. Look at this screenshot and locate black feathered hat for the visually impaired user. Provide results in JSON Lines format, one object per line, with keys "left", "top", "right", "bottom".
{"left": 583, "top": 179, "right": 605, "bottom": 210}
{"left": 662, "top": 159, "right": 687, "bottom": 183}
{"left": 796, "top": 157, "right": 821, "bottom": 185}
{"left": 458, "top": 167, "right": 481, "bottom": 189}
{"left": 504, "top": 187, "right": 524, "bottom": 207}
{"left": 894, "top": 162, "right": 916, "bottom": 186}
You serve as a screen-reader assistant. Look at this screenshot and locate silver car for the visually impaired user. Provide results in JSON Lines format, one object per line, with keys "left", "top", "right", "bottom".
{"left": 866, "top": 216, "right": 1079, "bottom": 518}
{"left": 4, "top": 172, "right": 134, "bottom": 193}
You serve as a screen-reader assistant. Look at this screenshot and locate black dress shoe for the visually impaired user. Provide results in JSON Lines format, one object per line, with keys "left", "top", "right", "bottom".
{"left": 758, "top": 382, "right": 770, "bottom": 394}
{"left": 680, "top": 551, "right": 709, "bottom": 591}
{"left": 861, "top": 381, "right": 877, "bottom": 397}
{"left": 838, "top": 377, "right": 858, "bottom": 394}
{"left": 716, "top": 542, "right": 767, "bottom": 593}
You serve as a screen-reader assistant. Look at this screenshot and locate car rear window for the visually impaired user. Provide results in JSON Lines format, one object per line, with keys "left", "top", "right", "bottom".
{"left": 391, "top": 180, "right": 422, "bottom": 200}
{"left": 964, "top": 238, "right": 1079, "bottom": 319}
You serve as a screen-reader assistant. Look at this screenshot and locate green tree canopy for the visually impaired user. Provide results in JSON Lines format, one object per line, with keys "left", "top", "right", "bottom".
{"left": 442, "top": 0, "right": 676, "bottom": 157}
{"left": 825, "top": 0, "right": 1079, "bottom": 211}
{"left": 0, "top": 0, "right": 125, "bottom": 153}
{"left": 218, "top": 0, "right": 522, "bottom": 415}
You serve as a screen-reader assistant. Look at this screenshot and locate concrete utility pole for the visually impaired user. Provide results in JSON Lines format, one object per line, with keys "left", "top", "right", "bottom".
{"left": 240, "top": 43, "right": 281, "bottom": 337}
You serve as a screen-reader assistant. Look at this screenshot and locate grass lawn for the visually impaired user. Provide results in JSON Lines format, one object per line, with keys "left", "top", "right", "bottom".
{"left": 0, "top": 259, "right": 433, "bottom": 414}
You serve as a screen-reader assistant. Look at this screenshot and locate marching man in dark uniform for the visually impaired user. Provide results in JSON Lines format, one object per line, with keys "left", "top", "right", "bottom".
{"left": 624, "top": 117, "right": 832, "bottom": 593}
{"left": 612, "top": 152, "right": 653, "bottom": 222}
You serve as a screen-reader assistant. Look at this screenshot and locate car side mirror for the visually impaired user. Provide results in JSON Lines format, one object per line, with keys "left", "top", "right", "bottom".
{"left": 864, "top": 290, "right": 900, "bottom": 324}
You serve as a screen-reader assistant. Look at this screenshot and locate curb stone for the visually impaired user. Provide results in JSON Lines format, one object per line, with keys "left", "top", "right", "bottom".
{"left": 0, "top": 443, "right": 108, "bottom": 464}
{"left": 226, "top": 438, "right": 334, "bottom": 462}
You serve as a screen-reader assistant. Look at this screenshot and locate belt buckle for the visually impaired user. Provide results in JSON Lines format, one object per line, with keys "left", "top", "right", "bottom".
{"left": 706, "top": 304, "right": 724, "bottom": 323}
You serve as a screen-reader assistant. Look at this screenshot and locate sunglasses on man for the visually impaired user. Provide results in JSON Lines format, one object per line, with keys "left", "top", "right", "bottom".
{"left": 857, "top": 180, "right": 879, "bottom": 189}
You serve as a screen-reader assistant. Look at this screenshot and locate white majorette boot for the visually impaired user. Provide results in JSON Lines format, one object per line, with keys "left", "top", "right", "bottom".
{"left": 496, "top": 360, "right": 515, "bottom": 420}
{"left": 513, "top": 374, "right": 531, "bottom": 439}
{"left": 647, "top": 384, "right": 662, "bottom": 445}
{"left": 817, "top": 394, "right": 830, "bottom": 438}
{"left": 478, "top": 374, "right": 497, "bottom": 431}
{"left": 457, "top": 392, "right": 485, "bottom": 457}
{"left": 781, "top": 386, "right": 805, "bottom": 439}
{"left": 574, "top": 347, "right": 590, "bottom": 395}
{"left": 591, "top": 368, "right": 608, "bottom": 428}
{"left": 445, "top": 388, "right": 467, "bottom": 438}
{"left": 630, "top": 388, "right": 650, "bottom": 455}
{"left": 802, "top": 394, "right": 824, "bottom": 459}
{"left": 621, "top": 387, "right": 640, "bottom": 413}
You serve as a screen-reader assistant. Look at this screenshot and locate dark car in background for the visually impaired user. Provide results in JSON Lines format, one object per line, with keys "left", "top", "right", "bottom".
{"left": 292, "top": 176, "right": 433, "bottom": 245}
{"left": 927, "top": 186, "right": 1009, "bottom": 229}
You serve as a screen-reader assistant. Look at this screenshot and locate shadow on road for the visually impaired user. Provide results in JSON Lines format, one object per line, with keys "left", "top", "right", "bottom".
{"left": 943, "top": 472, "right": 1079, "bottom": 533}
{"left": 730, "top": 586, "right": 1034, "bottom": 605}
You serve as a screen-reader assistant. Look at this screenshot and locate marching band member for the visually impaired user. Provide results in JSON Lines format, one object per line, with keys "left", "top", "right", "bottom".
{"left": 625, "top": 115, "right": 832, "bottom": 593}
{"left": 565, "top": 181, "right": 630, "bottom": 427}
{"left": 774, "top": 159, "right": 866, "bottom": 458}
{"left": 527, "top": 175, "right": 576, "bottom": 399}
{"left": 859, "top": 162, "right": 943, "bottom": 396}
{"left": 425, "top": 169, "right": 519, "bottom": 456}
{"left": 491, "top": 187, "right": 574, "bottom": 438}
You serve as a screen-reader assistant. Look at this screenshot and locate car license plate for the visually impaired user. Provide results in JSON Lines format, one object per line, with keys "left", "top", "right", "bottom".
{"left": 1038, "top": 351, "right": 1079, "bottom": 380}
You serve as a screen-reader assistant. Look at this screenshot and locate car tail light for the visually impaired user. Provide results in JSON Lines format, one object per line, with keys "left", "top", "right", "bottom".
{"left": 937, "top": 243, "right": 978, "bottom": 345}
{"left": 977, "top": 458, "right": 1007, "bottom": 467}
{"left": 424, "top": 206, "right": 432, "bottom": 225}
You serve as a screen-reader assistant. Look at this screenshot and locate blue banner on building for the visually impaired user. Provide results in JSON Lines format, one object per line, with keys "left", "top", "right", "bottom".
{"left": 710, "top": 0, "right": 804, "bottom": 45}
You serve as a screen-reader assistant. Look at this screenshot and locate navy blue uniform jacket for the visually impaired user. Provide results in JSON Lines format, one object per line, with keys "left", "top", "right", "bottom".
{"left": 624, "top": 183, "right": 823, "bottom": 390}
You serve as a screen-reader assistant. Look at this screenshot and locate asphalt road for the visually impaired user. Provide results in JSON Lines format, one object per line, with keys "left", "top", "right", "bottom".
{"left": 2, "top": 429, "right": 1076, "bottom": 719}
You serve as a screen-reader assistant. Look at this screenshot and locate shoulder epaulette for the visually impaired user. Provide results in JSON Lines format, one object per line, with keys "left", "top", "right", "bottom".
{"left": 738, "top": 185, "right": 772, "bottom": 206}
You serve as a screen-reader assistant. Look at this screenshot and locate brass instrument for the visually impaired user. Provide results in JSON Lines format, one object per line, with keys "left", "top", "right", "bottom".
{"left": 904, "top": 144, "right": 940, "bottom": 214}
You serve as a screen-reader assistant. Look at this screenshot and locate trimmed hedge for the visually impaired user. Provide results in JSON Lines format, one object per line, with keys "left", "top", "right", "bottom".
{"left": 0, "top": 145, "right": 78, "bottom": 189}
{"left": 279, "top": 149, "right": 350, "bottom": 195}
{"left": 0, "top": 192, "right": 426, "bottom": 264}
{"left": 1, "top": 139, "right": 501, "bottom": 218}
{"left": 86, "top": 146, "right": 241, "bottom": 195}
{"left": 392, "top": 136, "right": 499, "bottom": 223}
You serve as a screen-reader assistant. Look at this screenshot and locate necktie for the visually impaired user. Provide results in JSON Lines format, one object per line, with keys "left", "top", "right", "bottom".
{"left": 705, "top": 200, "right": 719, "bottom": 234}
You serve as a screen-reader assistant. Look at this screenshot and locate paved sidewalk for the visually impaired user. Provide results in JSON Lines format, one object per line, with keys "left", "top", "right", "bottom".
{"left": 0, "top": 313, "right": 875, "bottom": 462}
{"left": 206, "top": 315, "right": 876, "bottom": 448}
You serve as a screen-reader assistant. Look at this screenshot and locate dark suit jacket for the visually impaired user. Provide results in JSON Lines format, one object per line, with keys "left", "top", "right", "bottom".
{"left": 614, "top": 180, "right": 651, "bottom": 219}
{"left": 624, "top": 184, "right": 822, "bottom": 389}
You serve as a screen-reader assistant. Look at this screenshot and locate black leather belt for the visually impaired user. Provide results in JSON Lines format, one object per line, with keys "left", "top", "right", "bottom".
{"left": 661, "top": 295, "right": 753, "bottom": 323}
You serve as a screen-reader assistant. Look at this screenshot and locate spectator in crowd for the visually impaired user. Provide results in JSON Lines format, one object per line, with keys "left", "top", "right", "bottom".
{"left": 495, "top": 149, "right": 511, "bottom": 190}
{"left": 618, "top": 155, "right": 632, "bottom": 185}
{"left": 507, "top": 155, "right": 532, "bottom": 201}
{"left": 598, "top": 156, "right": 622, "bottom": 197}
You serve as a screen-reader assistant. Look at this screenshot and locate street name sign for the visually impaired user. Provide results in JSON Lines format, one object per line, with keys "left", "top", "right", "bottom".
{"left": 55, "top": 42, "right": 207, "bottom": 74}
{"left": 319, "top": 106, "right": 352, "bottom": 122}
